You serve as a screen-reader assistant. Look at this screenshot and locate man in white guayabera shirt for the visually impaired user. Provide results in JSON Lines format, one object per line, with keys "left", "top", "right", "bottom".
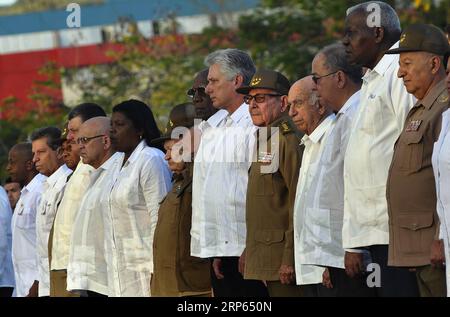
{"left": 31, "top": 127, "right": 72, "bottom": 297}
{"left": 301, "top": 43, "right": 375, "bottom": 296}
{"left": 50, "top": 103, "right": 106, "bottom": 297}
{"left": 341, "top": 1, "right": 416, "bottom": 296}
{"left": 67, "top": 117, "right": 123, "bottom": 297}
{"left": 191, "top": 48, "right": 268, "bottom": 297}
{"left": 7, "top": 143, "right": 47, "bottom": 297}
{"left": 288, "top": 76, "right": 334, "bottom": 297}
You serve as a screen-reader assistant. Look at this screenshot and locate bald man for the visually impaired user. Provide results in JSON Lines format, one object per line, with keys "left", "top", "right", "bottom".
{"left": 7, "top": 143, "right": 47, "bottom": 297}
{"left": 66, "top": 117, "right": 124, "bottom": 297}
{"left": 288, "top": 77, "right": 336, "bottom": 297}
{"left": 50, "top": 104, "right": 106, "bottom": 297}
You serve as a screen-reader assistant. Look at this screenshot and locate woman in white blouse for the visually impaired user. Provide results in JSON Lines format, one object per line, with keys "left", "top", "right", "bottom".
{"left": 432, "top": 55, "right": 450, "bottom": 296}
{"left": 107, "top": 100, "right": 171, "bottom": 297}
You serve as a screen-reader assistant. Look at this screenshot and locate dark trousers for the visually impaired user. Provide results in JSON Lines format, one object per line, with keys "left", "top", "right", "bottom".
{"left": 80, "top": 290, "right": 107, "bottom": 297}
{"left": 210, "top": 257, "right": 268, "bottom": 297}
{"left": 301, "top": 283, "right": 329, "bottom": 297}
{"left": 416, "top": 265, "right": 446, "bottom": 297}
{"left": 0, "top": 287, "right": 13, "bottom": 297}
{"left": 368, "top": 244, "right": 420, "bottom": 297}
{"left": 325, "top": 267, "right": 376, "bottom": 297}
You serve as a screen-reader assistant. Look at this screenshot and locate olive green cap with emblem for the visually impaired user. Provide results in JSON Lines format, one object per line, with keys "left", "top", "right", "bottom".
{"left": 385, "top": 23, "right": 450, "bottom": 56}
{"left": 151, "top": 102, "right": 196, "bottom": 144}
{"left": 236, "top": 69, "right": 291, "bottom": 95}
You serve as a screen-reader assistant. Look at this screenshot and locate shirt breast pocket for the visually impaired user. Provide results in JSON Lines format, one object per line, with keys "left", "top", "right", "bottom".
{"left": 399, "top": 133, "right": 423, "bottom": 173}
{"left": 15, "top": 207, "right": 36, "bottom": 230}
{"left": 255, "top": 172, "right": 274, "bottom": 196}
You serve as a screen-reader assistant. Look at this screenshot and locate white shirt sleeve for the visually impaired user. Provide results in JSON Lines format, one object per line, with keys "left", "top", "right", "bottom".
{"left": 140, "top": 155, "right": 171, "bottom": 272}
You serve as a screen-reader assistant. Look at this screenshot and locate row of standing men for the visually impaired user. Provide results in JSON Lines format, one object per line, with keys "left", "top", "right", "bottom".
{"left": 1, "top": 1, "right": 450, "bottom": 297}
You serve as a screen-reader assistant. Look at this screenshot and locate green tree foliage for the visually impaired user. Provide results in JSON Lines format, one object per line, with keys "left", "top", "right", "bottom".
{"left": 1, "top": 0, "right": 447, "bottom": 181}
{"left": 0, "top": 61, "right": 66, "bottom": 180}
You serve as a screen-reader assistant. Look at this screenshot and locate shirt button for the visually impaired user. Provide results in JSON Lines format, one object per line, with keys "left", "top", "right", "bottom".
{"left": 266, "top": 238, "right": 270, "bottom": 242}
{"left": 225, "top": 241, "right": 228, "bottom": 244}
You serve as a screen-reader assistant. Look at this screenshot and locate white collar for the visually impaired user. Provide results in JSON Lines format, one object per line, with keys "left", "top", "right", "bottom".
{"left": 301, "top": 114, "right": 335, "bottom": 144}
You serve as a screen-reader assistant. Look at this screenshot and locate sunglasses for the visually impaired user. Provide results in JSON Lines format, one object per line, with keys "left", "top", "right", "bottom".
{"left": 187, "top": 87, "right": 206, "bottom": 98}
{"left": 312, "top": 70, "right": 341, "bottom": 84}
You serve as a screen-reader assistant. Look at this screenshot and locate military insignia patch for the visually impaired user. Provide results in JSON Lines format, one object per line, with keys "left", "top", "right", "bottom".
{"left": 405, "top": 120, "right": 422, "bottom": 132}
{"left": 400, "top": 33, "right": 406, "bottom": 44}
{"left": 258, "top": 151, "right": 274, "bottom": 164}
{"left": 280, "top": 121, "right": 292, "bottom": 134}
{"left": 250, "top": 77, "right": 262, "bottom": 86}
{"left": 438, "top": 95, "right": 449, "bottom": 103}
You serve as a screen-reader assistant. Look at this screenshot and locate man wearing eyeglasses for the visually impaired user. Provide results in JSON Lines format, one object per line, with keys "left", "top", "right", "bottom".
{"left": 235, "top": 69, "right": 303, "bottom": 297}
{"left": 188, "top": 69, "right": 218, "bottom": 121}
{"left": 67, "top": 117, "right": 124, "bottom": 297}
{"left": 50, "top": 103, "right": 106, "bottom": 297}
{"left": 300, "top": 43, "right": 375, "bottom": 297}
{"left": 31, "top": 127, "right": 73, "bottom": 297}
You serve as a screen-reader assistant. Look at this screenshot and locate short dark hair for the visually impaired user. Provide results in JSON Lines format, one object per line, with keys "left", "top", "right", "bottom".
{"left": 112, "top": 99, "right": 161, "bottom": 147}
{"left": 319, "top": 43, "right": 363, "bottom": 85}
{"left": 68, "top": 103, "right": 106, "bottom": 122}
{"left": 30, "top": 126, "right": 62, "bottom": 151}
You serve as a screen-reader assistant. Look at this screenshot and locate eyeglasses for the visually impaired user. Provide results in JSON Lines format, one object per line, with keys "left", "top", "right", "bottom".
{"left": 244, "top": 93, "right": 282, "bottom": 104}
{"left": 312, "top": 70, "right": 340, "bottom": 84}
{"left": 187, "top": 87, "right": 206, "bottom": 98}
{"left": 76, "top": 134, "right": 105, "bottom": 145}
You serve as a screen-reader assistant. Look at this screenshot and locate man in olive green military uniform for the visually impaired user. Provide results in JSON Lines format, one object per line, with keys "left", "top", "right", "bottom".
{"left": 236, "top": 69, "right": 304, "bottom": 297}
{"left": 385, "top": 23, "right": 450, "bottom": 297}
{"left": 151, "top": 103, "right": 211, "bottom": 297}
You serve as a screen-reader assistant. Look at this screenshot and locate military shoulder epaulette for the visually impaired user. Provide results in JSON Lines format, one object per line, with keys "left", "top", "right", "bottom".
{"left": 438, "top": 94, "right": 449, "bottom": 104}
{"left": 279, "top": 120, "right": 293, "bottom": 135}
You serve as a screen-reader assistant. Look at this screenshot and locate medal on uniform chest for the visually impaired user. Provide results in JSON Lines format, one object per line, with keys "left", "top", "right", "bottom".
{"left": 258, "top": 151, "right": 274, "bottom": 164}
{"left": 405, "top": 120, "right": 422, "bottom": 132}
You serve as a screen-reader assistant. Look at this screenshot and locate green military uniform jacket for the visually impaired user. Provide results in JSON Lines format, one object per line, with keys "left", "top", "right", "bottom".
{"left": 151, "top": 164, "right": 211, "bottom": 296}
{"left": 244, "top": 115, "right": 304, "bottom": 281}
{"left": 387, "top": 79, "right": 449, "bottom": 267}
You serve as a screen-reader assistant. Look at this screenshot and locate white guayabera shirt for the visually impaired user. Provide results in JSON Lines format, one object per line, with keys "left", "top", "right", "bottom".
{"left": 11, "top": 173, "right": 47, "bottom": 297}
{"left": 107, "top": 141, "right": 171, "bottom": 297}
{"left": 51, "top": 161, "right": 93, "bottom": 271}
{"left": 0, "top": 187, "right": 14, "bottom": 290}
{"left": 67, "top": 152, "right": 124, "bottom": 296}
{"left": 191, "top": 104, "right": 256, "bottom": 258}
{"left": 342, "top": 42, "right": 415, "bottom": 249}
{"left": 36, "top": 164, "right": 72, "bottom": 297}
{"left": 299, "top": 91, "right": 359, "bottom": 270}
{"left": 294, "top": 114, "right": 335, "bottom": 285}
{"left": 432, "top": 109, "right": 450, "bottom": 297}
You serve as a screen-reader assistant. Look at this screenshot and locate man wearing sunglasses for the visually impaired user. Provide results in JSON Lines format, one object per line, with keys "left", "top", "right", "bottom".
{"left": 301, "top": 43, "right": 375, "bottom": 297}
{"left": 235, "top": 69, "right": 303, "bottom": 296}
{"left": 188, "top": 69, "right": 218, "bottom": 121}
